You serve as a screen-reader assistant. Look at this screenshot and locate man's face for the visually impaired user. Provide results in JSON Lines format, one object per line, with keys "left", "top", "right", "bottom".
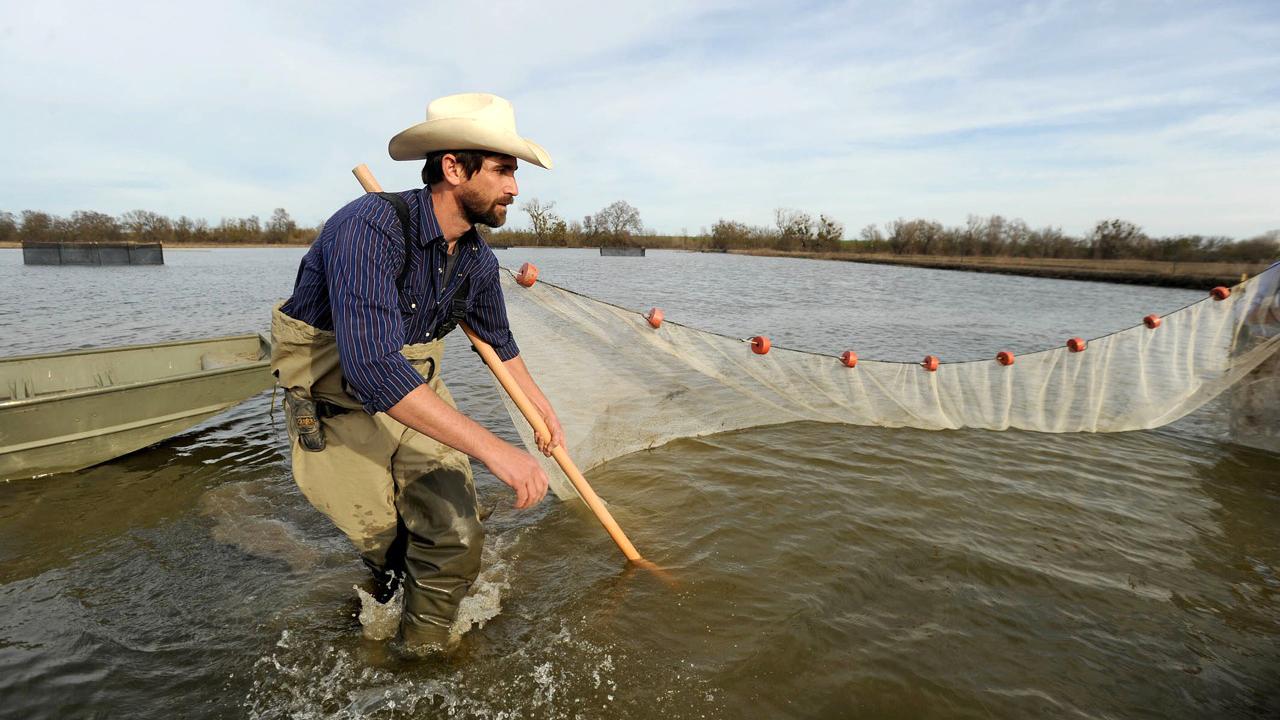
{"left": 457, "top": 155, "right": 519, "bottom": 228}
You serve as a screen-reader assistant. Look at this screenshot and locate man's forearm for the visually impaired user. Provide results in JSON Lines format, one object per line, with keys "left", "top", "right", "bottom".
{"left": 386, "top": 384, "right": 508, "bottom": 464}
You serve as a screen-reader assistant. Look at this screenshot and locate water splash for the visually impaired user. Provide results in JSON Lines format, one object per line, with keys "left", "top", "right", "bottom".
{"left": 241, "top": 524, "right": 720, "bottom": 719}
{"left": 450, "top": 532, "right": 516, "bottom": 637}
{"left": 354, "top": 585, "right": 402, "bottom": 642}
{"left": 244, "top": 619, "right": 658, "bottom": 720}
{"left": 348, "top": 531, "right": 518, "bottom": 645}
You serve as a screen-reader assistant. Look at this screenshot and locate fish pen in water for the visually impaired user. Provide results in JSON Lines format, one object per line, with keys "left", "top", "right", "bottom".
{"left": 22, "top": 241, "right": 164, "bottom": 265}
{"left": 599, "top": 246, "right": 646, "bottom": 256}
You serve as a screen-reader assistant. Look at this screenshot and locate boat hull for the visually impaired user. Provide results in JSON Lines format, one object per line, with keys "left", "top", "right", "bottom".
{"left": 0, "top": 335, "right": 272, "bottom": 481}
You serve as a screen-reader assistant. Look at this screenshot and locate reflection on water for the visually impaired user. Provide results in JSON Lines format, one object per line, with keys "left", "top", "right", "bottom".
{"left": 0, "top": 248, "right": 1276, "bottom": 719}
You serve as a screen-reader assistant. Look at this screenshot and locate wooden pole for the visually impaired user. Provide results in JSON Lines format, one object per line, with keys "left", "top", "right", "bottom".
{"left": 349, "top": 164, "right": 660, "bottom": 572}
{"left": 458, "top": 322, "right": 642, "bottom": 561}
{"left": 352, "top": 164, "right": 380, "bottom": 193}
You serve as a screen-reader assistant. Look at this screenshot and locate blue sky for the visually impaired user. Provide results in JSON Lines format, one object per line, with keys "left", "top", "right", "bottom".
{"left": 1, "top": 0, "right": 1277, "bottom": 238}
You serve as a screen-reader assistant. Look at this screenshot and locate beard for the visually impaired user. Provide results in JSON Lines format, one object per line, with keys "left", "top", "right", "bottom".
{"left": 458, "top": 185, "right": 509, "bottom": 228}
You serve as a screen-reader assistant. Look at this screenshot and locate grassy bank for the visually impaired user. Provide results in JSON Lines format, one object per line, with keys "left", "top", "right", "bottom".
{"left": 729, "top": 249, "right": 1268, "bottom": 289}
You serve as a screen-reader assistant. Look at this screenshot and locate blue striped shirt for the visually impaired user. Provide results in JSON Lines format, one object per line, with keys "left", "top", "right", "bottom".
{"left": 280, "top": 188, "right": 519, "bottom": 414}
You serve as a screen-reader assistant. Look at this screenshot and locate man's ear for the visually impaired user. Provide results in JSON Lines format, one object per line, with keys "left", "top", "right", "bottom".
{"left": 441, "top": 153, "right": 467, "bottom": 187}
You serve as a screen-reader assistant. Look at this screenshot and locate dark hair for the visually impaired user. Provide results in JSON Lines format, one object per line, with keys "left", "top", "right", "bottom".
{"left": 421, "top": 149, "right": 488, "bottom": 186}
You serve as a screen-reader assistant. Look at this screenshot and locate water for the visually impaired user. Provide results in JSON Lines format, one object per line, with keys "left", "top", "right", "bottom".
{"left": 0, "top": 248, "right": 1277, "bottom": 718}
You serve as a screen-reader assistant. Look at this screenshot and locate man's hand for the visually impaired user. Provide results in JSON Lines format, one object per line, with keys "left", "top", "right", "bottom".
{"left": 387, "top": 385, "right": 549, "bottom": 510}
{"left": 535, "top": 405, "right": 565, "bottom": 457}
{"left": 485, "top": 443, "right": 550, "bottom": 509}
{"left": 503, "top": 354, "right": 566, "bottom": 458}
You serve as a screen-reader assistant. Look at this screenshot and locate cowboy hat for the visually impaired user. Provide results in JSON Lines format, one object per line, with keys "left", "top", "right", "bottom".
{"left": 388, "top": 93, "right": 553, "bottom": 169}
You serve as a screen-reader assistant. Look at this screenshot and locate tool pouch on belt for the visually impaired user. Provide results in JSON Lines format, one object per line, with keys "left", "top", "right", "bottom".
{"left": 285, "top": 388, "right": 326, "bottom": 452}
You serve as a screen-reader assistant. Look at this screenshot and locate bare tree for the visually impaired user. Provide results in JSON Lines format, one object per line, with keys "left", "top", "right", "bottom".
{"left": 0, "top": 211, "right": 16, "bottom": 244}
{"left": 598, "top": 201, "right": 643, "bottom": 236}
{"left": 815, "top": 214, "right": 844, "bottom": 252}
{"left": 773, "top": 208, "right": 814, "bottom": 251}
{"left": 69, "top": 211, "right": 123, "bottom": 243}
{"left": 1025, "top": 225, "right": 1067, "bottom": 258}
{"left": 1088, "top": 219, "right": 1148, "bottom": 260}
{"left": 265, "top": 208, "right": 297, "bottom": 244}
{"left": 119, "top": 209, "right": 173, "bottom": 244}
{"left": 520, "top": 198, "right": 567, "bottom": 246}
{"left": 887, "top": 218, "right": 944, "bottom": 255}
{"left": 588, "top": 201, "right": 643, "bottom": 245}
{"left": 710, "top": 219, "right": 764, "bottom": 251}
{"left": 18, "top": 210, "right": 55, "bottom": 243}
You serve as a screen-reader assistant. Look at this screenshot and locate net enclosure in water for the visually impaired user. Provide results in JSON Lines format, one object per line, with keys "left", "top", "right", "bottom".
{"left": 494, "top": 263, "right": 1280, "bottom": 502}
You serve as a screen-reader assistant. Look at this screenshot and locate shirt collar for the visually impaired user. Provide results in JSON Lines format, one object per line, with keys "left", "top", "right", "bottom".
{"left": 416, "top": 188, "right": 482, "bottom": 250}
{"left": 415, "top": 188, "right": 443, "bottom": 248}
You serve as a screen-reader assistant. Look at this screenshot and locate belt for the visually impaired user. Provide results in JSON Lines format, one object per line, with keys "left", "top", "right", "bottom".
{"left": 317, "top": 357, "right": 435, "bottom": 418}
{"left": 316, "top": 400, "right": 354, "bottom": 418}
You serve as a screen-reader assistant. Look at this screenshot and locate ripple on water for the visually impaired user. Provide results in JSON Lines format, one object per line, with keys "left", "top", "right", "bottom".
{"left": 2, "top": 249, "right": 1278, "bottom": 719}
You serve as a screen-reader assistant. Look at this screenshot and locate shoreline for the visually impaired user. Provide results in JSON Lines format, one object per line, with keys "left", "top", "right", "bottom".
{"left": 727, "top": 249, "right": 1266, "bottom": 290}
{"left": 3, "top": 242, "right": 1267, "bottom": 289}
{"left": 0, "top": 242, "right": 312, "bottom": 250}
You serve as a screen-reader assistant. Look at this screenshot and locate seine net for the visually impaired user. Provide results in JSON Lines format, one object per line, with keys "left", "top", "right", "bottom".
{"left": 493, "top": 263, "right": 1280, "bottom": 501}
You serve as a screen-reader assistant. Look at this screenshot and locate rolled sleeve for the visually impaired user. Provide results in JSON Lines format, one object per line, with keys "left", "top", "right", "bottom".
{"left": 468, "top": 269, "right": 520, "bottom": 361}
{"left": 325, "top": 213, "right": 425, "bottom": 413}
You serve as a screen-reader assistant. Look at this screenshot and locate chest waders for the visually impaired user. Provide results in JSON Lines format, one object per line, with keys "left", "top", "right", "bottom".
{"left": 270, "top": 195, "right": 483, "bottom": 649}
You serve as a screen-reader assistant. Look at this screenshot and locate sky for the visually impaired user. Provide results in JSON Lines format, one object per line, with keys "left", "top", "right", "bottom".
{"left": 1, "top": 0, "right": 1277, "bottom": 238}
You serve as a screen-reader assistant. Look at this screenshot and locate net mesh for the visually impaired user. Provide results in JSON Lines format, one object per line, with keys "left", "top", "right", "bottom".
{"left": 494, "top": 263, "right": 1280, "bottom": 501}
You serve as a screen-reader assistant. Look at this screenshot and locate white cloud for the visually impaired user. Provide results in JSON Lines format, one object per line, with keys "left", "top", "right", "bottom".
{"left": 0, "top": 0, "right": 1276, "bottom": 238}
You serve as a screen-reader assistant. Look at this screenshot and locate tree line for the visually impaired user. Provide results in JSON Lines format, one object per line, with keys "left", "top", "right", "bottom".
{"left": 5, "top": 203, "right": 1276, "bottom": 264}
{"left": 502, "top": 199, "right": 647, "bottom": 247}
{"left": 491, "top": 199, "right": 1278, "bottom": 264}
{"left": 0, "top": 209, "right": 318, "bottom": 245}
{"left": 847, "top": 216, "right": 1278, "bottom": 263}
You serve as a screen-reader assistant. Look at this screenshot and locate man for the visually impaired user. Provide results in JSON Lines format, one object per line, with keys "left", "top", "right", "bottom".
{"left": 271, "top": 93, "right": 563, "bottom": 650}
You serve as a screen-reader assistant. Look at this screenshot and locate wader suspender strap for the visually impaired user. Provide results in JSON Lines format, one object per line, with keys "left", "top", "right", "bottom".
{"left": 375, "top": 192, "right": 415, "bottom": 290}
{"left": 374, "top": 192, "right": 471, "bottom": 340}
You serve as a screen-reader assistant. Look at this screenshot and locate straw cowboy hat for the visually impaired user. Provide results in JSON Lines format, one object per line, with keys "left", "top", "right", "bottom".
{"left": 388, "top": 93, "right": 553, "bottom": 169}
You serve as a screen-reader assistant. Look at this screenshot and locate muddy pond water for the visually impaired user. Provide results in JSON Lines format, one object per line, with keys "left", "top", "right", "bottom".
{"left": 0, "top": 247, "right": 1276, "bottom": 719}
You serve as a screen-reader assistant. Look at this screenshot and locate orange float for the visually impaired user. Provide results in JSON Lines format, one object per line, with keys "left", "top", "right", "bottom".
{"left": 1067, "top": 337, "right": 1087, "bottom": 353}
{"left": 996, "top": 351, "right": 1015, "bottom": 366}
{"left": 751, "top": 336, "right": 771, "bottom": 355}
{"left": 922, "top": 355, "right": 939, "bottom": 372}
{"left": 841, "top": 351, "right": 858, "bottom": 368}
{"left": 1143, "top": 314, "right": 1161, "bottom": 329}
{"left": 646, "top": 308, "right": 664, "bottom": 328}
{"left": 516, "top": 262, "right": 539, "bottom": 287}
{"left": 1210, "top": 286, "right": 1231, "bottom": 300}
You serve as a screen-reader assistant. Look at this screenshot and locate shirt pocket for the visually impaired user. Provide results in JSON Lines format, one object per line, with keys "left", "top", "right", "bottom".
{"left": 397, "top": 286, "right": 425, "bottom": 316}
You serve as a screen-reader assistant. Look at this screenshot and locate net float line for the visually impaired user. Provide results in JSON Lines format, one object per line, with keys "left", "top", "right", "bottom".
{"left": 516, "top": 263, "right": 538, "bottom": 287}
{"left": 505, "top": 257, "right": 1253, "bottom": 372}
{"left": 646, "top": 308, "right": 664, "bottom": 328}
{"left": 486, "top": 254, "right": 1276, "bottom": 476}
